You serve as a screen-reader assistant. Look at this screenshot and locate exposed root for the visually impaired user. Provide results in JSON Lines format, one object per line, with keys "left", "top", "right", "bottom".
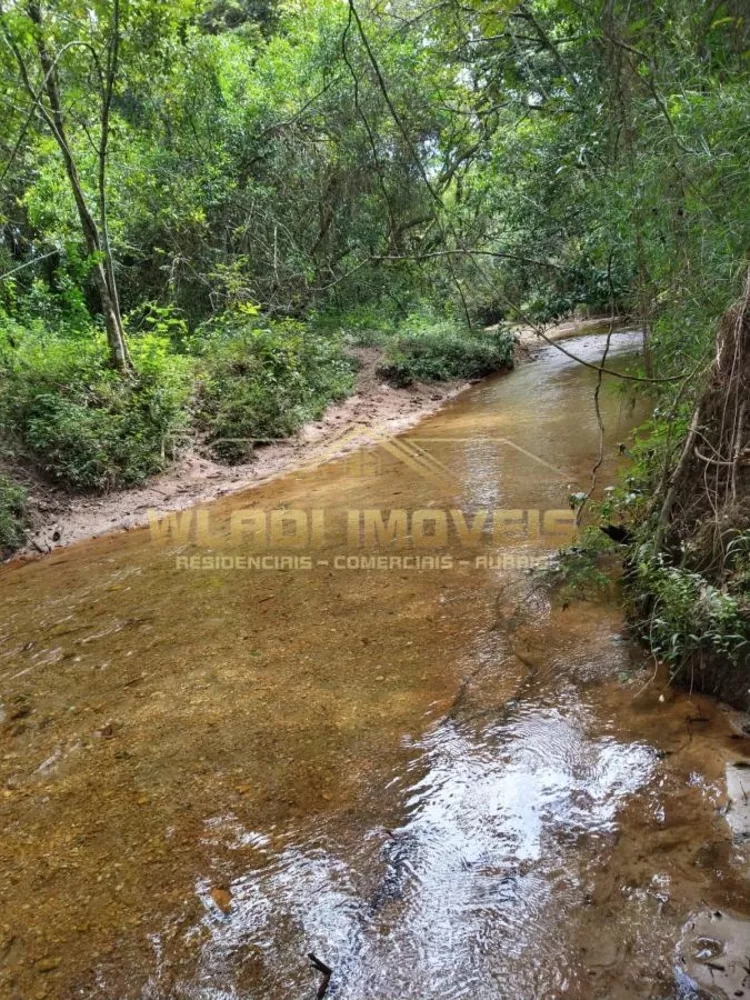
{"left": 656, "top": 268, "right": 750, "bottom": 579}
{"left": 641, "top": 270, "right": 750, "bottom": 707}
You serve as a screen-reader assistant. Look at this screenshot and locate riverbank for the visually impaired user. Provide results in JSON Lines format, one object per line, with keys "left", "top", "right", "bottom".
{"left": 5, "top": 316, "right": 621, "bottom": 561}
{"left": 6, "top": 346, "right": 469, "bottom": 560}
{"left": 1, "top": 330, "right": 747, "bottom": 1000}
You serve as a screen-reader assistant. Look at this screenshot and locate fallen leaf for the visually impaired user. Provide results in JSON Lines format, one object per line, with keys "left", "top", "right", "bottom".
{"left": 210, "top": 886, "right": 232, "bottom": 914}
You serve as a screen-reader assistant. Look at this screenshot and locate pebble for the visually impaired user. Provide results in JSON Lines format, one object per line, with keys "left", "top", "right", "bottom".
{"left": 36, "top": 957, "right": 61, "bottom": 973}
{"left": 210, "top": 886, "right": 232, "bottom": 914}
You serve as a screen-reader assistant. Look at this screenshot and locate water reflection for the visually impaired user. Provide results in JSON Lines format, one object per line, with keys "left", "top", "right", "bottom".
{"left": 183, "top": 696, "right": 657, "bottom": 1000}
{"left": 1, "top": 332, "right": 747, "bottom": 1000}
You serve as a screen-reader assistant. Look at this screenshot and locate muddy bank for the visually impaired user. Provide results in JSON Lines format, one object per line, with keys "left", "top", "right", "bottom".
{"left": 670, "top": 651, "right": 750, "bottom": 714}
{"left": 8, "top": 347, "right": 470, "bottom": 560}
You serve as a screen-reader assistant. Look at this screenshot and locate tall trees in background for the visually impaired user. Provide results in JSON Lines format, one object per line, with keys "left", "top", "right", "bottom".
{"left": 0, "top": 0, "right": 131, "bottom": 367}
{"left": 1, "top": 0, "right": 749, "bottom": 372}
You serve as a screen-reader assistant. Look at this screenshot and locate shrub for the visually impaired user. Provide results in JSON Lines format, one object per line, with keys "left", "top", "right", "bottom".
{"left": 0, "top": 473, "right": 27, "bottom": 554}
{"left": 0, "top": 319, "right": 193, "bottom": 491}
{"left": 543, "top": 525, "right": 619, "bottom": 601}
{"left": 193, "top": 317, "right": 356, "bottom": 462}
{"left": 628, "top": 552, "right": 750, "bottom": 671}
{"left": 317, "top": 303, "right": 393, "bottom": 347}
{"left": 377, "top": 319, "right": 514, "bottom": 386}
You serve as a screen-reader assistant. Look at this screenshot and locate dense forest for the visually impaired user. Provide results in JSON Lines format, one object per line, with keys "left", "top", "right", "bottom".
{"left": 1, "top": 0, "right": 749, "bottom": 693}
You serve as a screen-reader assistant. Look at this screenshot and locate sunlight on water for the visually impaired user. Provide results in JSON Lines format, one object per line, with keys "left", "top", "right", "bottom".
{"left": 1, "top": 332, "right": 748, "bottom": 1000}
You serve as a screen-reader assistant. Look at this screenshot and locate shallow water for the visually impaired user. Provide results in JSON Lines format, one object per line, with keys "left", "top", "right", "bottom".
{"left": 1, "top": 333, "right": 749, "bottom": 1000}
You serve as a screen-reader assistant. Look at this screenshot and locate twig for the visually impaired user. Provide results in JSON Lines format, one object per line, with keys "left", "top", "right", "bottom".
{"left": 341, "top": 4, "right": 397, "bottom": 242}
{"left": 308, "top": 953, "right": 332, "bottom": 999}
{"left": 0, "top": 249, "right": 58, "bottom": 282}
{"left": 347, "top": 0, "right": 473, "bottom": 327}
{"left": 576, "top": 250, "right": 616, "bottom": 525}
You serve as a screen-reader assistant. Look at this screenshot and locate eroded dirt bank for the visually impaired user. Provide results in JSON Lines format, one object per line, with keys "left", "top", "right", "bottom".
{"left": 1, "top": 331, "right": 748, "bottom": 1000}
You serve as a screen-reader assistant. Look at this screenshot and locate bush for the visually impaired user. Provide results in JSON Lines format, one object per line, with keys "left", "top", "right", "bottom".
{"left": 628, "top": 552, "right": 750, "bottom": 671}
{"left": 0, "top": 319, "right": 193, "bottom": 491}
{"left": 193, "top": 317, "right": 356, "bottom": 462}
{"left": 317, "top": 303, "right": 394, "bottom": 347}
{"left": 377, "top": 318, "right": 514, "bottom": 386}
{"left": 0, "top": 473, "right": 27, "bottom": 554}
{"left": 543, "top": 525, "right": 619, "bottom": 601}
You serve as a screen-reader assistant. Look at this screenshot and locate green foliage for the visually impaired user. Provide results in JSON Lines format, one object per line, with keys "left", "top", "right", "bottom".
{"left": 629, "top": 553, "right": 750, "bottom": 672}
{"left": 0, "top": 474, "right": 28, "bottom": 555}
{"left": 194, "top": 317, "right": 356, "bottom": 462}
{"left": 559, "top": 395, "right": 750, "bottom": 680}
{"left": 324, "top": 302, "right": 397, "bottom": 347}
{"left": 3, "top": 0, "right": 750, "bottom": 339}
{"left": 544, "top": 526, "right": 619, "bottom": 602}
{"left": 725, "top": 530, "right": 750, "bottom": 595}
{"left": 378, "top": 319, "right": 514, "bottom": 386}
{"left": 127, "top": 302, "right": 191, "bottom": 350}
{"left": 0, "top": 320, "right": 193, "bottom": 491}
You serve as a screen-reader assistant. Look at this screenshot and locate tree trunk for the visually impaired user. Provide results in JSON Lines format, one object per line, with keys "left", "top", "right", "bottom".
{"left": 26, "top": 1, "right": 131, "bottom": 371}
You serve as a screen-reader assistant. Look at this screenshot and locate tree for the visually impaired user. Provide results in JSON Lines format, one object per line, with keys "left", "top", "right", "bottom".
{"left": 0, "top": 0, "right": 131, "bottom": 369}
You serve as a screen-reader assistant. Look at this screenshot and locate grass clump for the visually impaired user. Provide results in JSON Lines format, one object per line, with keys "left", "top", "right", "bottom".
{"left": 627, "top": 551, "right": 750, "bottom": 670}
{"left": 0, "top": 473, "right": 28, "bottom": 554}
{"left": 0, "top": 319, "right": 193, "bottom": 491}
{"left": 377, "top": 318, "right": 514, "bottom": 386}
{"left": 193, "top": 317, "right": 356, "bottom": 462}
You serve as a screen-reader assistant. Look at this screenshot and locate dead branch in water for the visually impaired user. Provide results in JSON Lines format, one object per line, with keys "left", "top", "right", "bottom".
{"left": 308, "top": 952, "right": 333, "bottom": 999}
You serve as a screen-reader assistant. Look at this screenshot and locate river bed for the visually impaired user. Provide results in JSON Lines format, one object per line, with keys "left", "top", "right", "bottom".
{"left": 1, "top": 332, "right": 749, "bottom": 999}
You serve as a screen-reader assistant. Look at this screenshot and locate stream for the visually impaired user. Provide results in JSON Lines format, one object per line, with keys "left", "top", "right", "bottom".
{"left": 1, "top": 332, "right": 749, "bottom": 1000}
